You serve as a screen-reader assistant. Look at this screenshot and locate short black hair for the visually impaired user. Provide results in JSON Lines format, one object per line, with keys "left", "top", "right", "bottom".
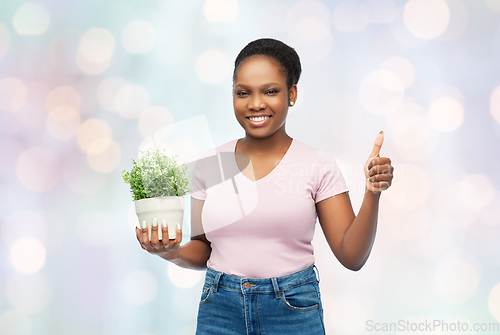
{"left": 233, "top": 38, "right": 302, "bottom": 91}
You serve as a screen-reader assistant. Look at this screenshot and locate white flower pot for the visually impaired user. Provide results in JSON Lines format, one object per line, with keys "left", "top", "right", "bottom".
{"left": 135, "top": 196, "right": 185, "bottom": 240}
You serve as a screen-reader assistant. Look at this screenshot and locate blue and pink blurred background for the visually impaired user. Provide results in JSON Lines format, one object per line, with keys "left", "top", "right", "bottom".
{"left": 1, "top": 0, "right": 500, "bottom": 334}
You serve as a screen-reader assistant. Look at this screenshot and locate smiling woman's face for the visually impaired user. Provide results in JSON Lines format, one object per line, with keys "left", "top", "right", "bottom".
{"left": 233, "top": 56, "right": 296, "bottom": 140}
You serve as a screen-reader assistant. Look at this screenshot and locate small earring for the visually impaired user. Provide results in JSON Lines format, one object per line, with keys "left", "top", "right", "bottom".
{"left": 289, "top": 101, "right": 295, "bottom": 107}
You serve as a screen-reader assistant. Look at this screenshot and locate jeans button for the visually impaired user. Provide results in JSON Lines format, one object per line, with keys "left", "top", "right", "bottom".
{"left": 244, "top": 282, "right": 251, "bottom": 289}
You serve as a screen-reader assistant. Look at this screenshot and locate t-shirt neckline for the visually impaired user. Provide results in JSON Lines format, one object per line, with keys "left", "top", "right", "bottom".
{"left": 232, "top": 138, "right": 295, "bottom": 183}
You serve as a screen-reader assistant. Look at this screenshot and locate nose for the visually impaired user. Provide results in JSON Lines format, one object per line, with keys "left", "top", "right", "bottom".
{"left": 248, "top": 95, "right": 266, "bottom": 111}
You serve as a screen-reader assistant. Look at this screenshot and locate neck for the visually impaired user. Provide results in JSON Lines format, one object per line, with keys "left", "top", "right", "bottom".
{"left": 240, "top": 129, "right": 292, "bottom": 155}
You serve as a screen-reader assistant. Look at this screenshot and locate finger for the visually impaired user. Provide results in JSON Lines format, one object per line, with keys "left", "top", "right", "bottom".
{"left": 140, "top": 220, "right": 152, "bottom": 249}
{"left": 368, "top": 173, "right": 393, "bottom": 183}
{"left": 367, "top": 157, "right": 391, "bottom": 172}
{"left": 150, "top": 218, "right": 160, "bottom": 249}
{"left": 368, "top": 164, "right": 394, "bottom": 177}
{"left": 136, "top": 227, "right": 146, "bottom": 250}
{"left": 175, "top": 223, "right": 183, "bottom": 244}
{"left": 370, "top": 131, "right": 384, "bottom": 157}
{"left": 160, "top": 219, "right": 169, "bottom": 247}
{"left": 163, "top": 223, "right": 181, "bottom": 258}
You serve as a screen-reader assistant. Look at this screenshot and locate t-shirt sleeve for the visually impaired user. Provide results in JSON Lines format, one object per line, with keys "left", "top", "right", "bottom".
{"left": 314, "top": 150, "right": 349, "bottom": 203}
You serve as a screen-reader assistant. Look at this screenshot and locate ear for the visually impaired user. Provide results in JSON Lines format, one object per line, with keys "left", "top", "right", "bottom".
{"left": 289, "top": 84, "right": 298, "bottom": 104}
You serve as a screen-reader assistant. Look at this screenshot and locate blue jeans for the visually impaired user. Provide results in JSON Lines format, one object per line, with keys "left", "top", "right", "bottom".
{"left": 196, "top": 265, "right": 325, "bottom": 334}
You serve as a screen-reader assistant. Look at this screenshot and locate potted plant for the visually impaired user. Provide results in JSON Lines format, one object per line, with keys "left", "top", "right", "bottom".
{"left": 121, "top": 148, "right": 191, "bottom": 240}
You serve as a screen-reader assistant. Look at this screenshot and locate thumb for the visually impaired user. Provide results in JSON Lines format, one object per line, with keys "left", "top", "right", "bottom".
{"left": 370, "top": 131, "right": 384, "bottom": 157}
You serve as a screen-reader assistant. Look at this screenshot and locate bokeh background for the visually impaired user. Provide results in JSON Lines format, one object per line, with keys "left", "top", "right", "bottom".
{"left": 1, "top": 0, "right": 500, "bottom": 334}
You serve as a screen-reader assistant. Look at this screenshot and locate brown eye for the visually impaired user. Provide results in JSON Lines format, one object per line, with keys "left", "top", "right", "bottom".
{"left": 236, "top": 91, "right": 248, "bottom": 96}
{"left": 266, "top": 90, "right": 279, "bottom": 95}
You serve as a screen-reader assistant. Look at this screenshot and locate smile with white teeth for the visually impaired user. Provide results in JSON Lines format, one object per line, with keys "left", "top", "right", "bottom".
{"left": 248, "top": 116, "right": 270, "bottom": 121}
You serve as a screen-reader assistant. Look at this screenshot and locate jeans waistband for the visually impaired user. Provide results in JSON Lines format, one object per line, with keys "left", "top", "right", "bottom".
{"left": 204, "top": 265, "right": 320, "bottom": 299}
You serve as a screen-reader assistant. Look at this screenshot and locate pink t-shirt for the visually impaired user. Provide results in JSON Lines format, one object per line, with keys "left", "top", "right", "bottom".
{"left": 190, "top": 138, "right": 348, "bottom": 278}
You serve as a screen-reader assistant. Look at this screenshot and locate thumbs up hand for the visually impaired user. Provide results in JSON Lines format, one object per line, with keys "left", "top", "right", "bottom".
{"left": 364, "top": 131, "right": 394, "bottom": 193}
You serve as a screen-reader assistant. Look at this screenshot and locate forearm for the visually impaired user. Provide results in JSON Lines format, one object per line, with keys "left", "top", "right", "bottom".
{"left": 164, "top": 239, "right": 211, "bottom": 270}
{"left": 340, "top": 189, "right": 381, "bottom": 270}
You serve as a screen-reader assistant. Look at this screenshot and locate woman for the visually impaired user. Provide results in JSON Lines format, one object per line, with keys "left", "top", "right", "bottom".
{"left": 136, "top": 38, "right": 394, "bottom": 334}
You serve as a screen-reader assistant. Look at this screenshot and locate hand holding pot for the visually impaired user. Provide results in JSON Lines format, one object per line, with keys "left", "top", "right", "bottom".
{"left": 136, "top": 218, "right": 183, "bottom": 261}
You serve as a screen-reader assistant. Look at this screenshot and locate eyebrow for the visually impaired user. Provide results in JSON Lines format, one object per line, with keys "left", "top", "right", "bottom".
{"left": 234, "top": 82, "right": 281, "bottom": 88}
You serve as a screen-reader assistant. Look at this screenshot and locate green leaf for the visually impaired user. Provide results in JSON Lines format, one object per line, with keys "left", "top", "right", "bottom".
{"left": 120, "top": 148, "right": 192, "bottom": 201}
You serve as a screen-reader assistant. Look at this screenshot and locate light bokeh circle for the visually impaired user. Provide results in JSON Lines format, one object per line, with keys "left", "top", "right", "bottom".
{"left": 78, "top": 28, "right": 115, "bottom": 63}
{"left": 46, "top": 106, "right": 81, "bottom": 141}
{"left": 287, "top": 20, "right": 333, "bottom": 64}
{"left": 196, "top": 50, "right": 231, "bottom": 84}
{"left": 490, "top": 86, "right": 500, "bottom": 125}
{"left": 122, "top": 20, "right": 156, "bottom": 54}
{"left": 429, "top": 97, "right": 464, "bottom": 132}
{"left": 204, "top": 0, "right": 239, "bottom": 22}
{"left": 167, "top": 263, "right": 204, "bottom": 288}
{"left": 286, "top": 0, "right": 333, "bottom": 63}
{"left": 489, "top": 282, "right": 500, "bottom": 322}
{"left": 359, "top": 70, "right": 405, "bottom": 115}
{"left": 386, "top": 100, "right": 435, "bottom": 161}
{"left": 380, "top": 57, "right": 415, "bottom": 89}
{"left": 12, "top": 2, "right": 50, "bottom": 36}
{"left": 46, "top": 86, "right": 81, "bottom": 112}
{"left": 480, "top": 193, "right": 500, "bottom": 227}
{"left": 76, "top": 52, "right": 111, "bottom": 75}
{"left": 77, "top": 118, "right": 113, "bottom": 153}
{"left": 290, "top": 18, "right": 330, "bottom": 45}
{"left": 404, "top": 0, "right": 450, "bottom": 40}
{"left": 9, "top": 237, "right": 46, "bottom": 274}
{"left": 86, "top": 138, "right": 122, "bottom": 173}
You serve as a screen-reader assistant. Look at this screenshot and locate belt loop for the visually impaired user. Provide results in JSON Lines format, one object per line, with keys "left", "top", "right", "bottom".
{"left": 271, "top": 277, "right": 280, "bottom": 299}
{"left": 213, "top": 271, "right": 222, "bottom": 293}
{"left": 313, "top": 264, "right": 320, "bottom": 283}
